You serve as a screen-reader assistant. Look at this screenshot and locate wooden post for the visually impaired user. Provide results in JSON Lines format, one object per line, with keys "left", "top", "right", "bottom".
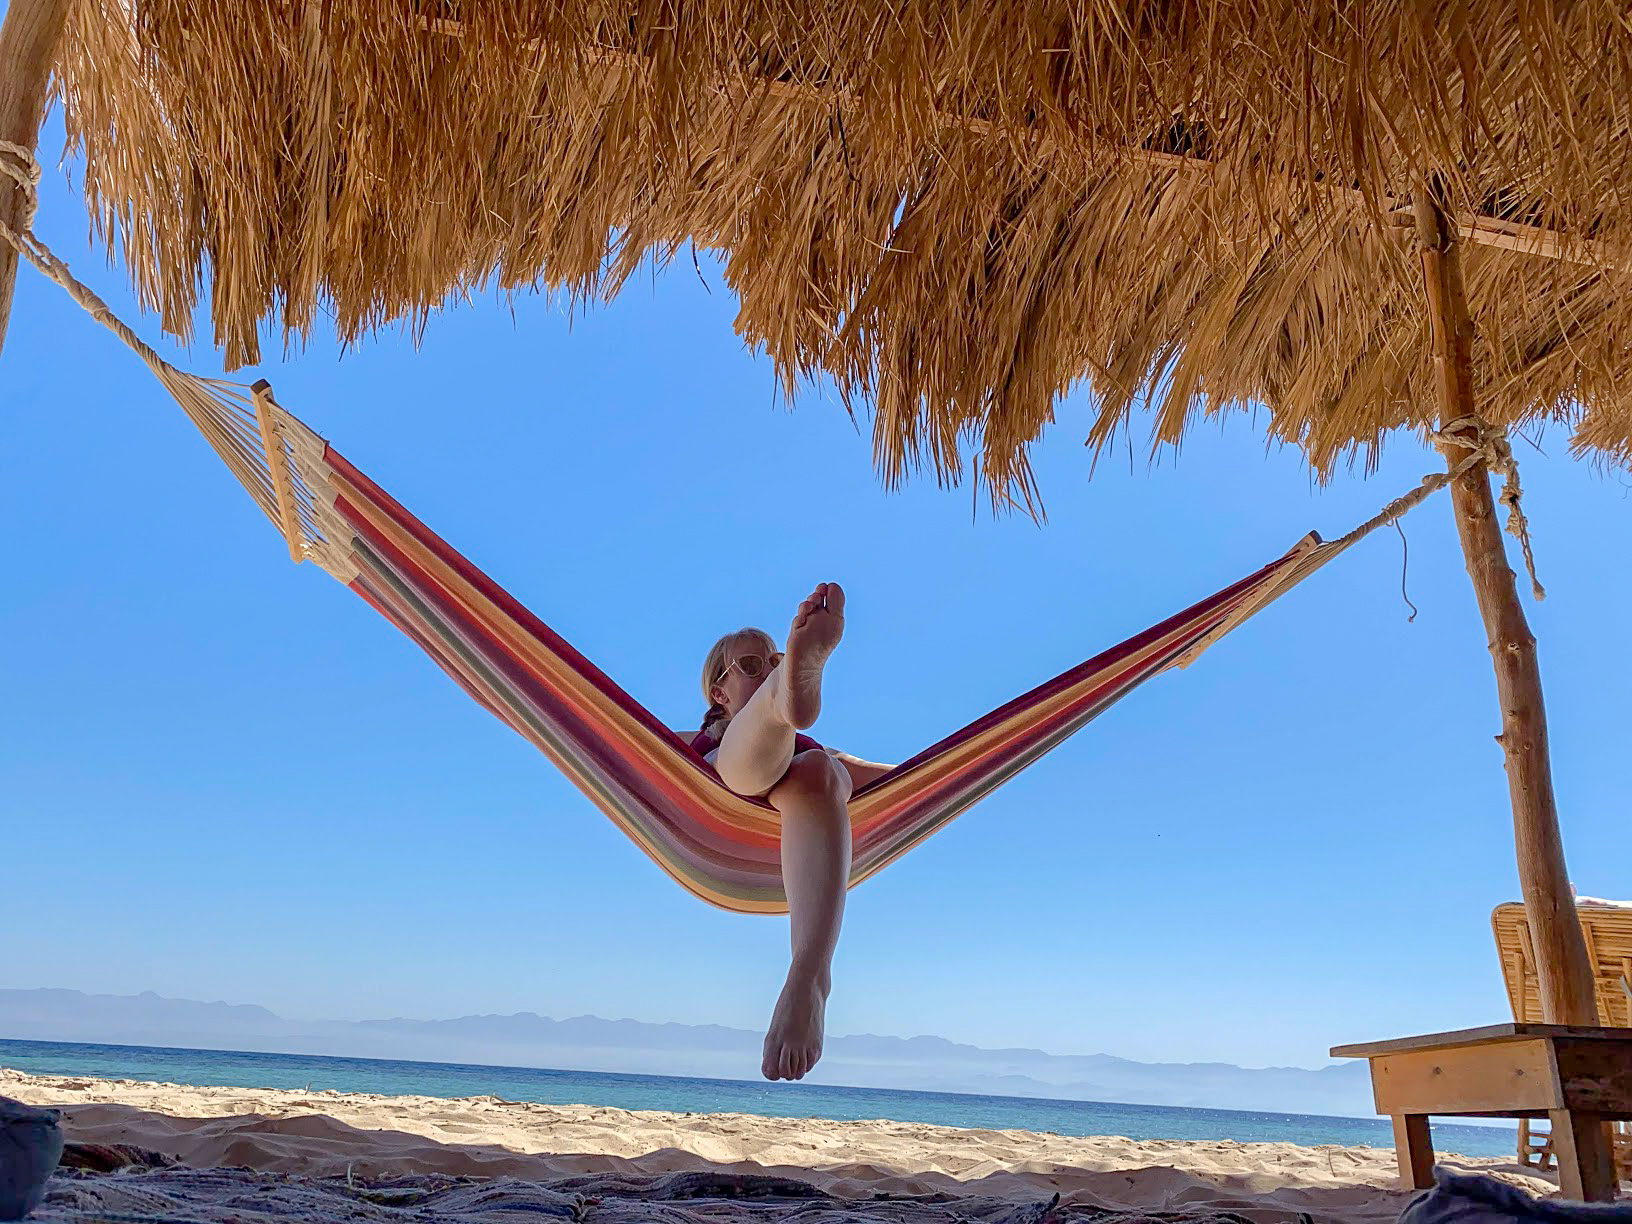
{"left": 1391, "top": 1114, "right": 1436, "bottom": 1190}
{"left": 1548, "top": 1109, "right": 1620, "bottom": 1202}
{"left": 0, "top": 0, "right": 71, "bottom": 358}
{"left": 1412, "top": 187, "right": 1599, "bottom": 1029}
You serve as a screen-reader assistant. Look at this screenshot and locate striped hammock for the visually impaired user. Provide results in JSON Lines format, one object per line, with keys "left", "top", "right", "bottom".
{"left": 0, "top": 173, "right": 1476, "bottom": 916}
{"left": 223, "top": 381, "right": 1353, "bottom": 913}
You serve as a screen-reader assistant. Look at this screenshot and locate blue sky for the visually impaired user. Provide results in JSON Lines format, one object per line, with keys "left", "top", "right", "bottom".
{"left": 3, "top": 117, "right": 1626, "bottom": 1073}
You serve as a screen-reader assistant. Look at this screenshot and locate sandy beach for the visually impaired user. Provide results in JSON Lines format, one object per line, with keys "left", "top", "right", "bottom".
{"left": 0, "top": 1069, "right": 1563, "bottom": 1224}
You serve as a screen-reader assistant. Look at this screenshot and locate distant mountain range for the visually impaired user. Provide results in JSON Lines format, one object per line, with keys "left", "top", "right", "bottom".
{"left": 0, "top": 988, "right": 1371, "bottom": 1117}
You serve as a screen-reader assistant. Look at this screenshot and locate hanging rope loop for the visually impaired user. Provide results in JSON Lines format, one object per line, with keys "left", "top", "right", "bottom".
{"left": 1431, "top": 415, "right": 1546, "bottom": 601}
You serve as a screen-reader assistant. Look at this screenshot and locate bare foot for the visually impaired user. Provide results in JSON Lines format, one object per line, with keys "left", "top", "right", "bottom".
{"left": 761, "top": 971, "right": 829, "bottom": 1080}
{"left": 776, "top": 582, "right": 845, "bottom": 730}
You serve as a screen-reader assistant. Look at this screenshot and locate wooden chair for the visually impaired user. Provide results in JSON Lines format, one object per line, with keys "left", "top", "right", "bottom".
{"left": 1493, "top": 900, "right": 1632, "bottom": 1183}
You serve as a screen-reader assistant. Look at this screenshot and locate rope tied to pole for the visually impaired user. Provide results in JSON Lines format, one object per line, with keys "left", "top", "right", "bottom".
{"left": 1431, "top": 415, "right": 1546, "bottom": 601}
{"left": 0, "top": 139, "right": 122, "bottom": 333}
{"left": 1327, "top": 447, "right": 1482, "bottom": 551}
{"left": 0, "top": 139, "right": 226, "bottom": 378}
{"left": 0, "top": 140, "right": 302, "bottom": 541}
{"left": 0, "top": 138, "right": 41, "bottom": 231}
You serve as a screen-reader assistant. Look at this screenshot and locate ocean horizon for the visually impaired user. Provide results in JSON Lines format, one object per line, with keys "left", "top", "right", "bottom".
{"left": 0, "top": 1036, "right": 1519, "bottom": 1160}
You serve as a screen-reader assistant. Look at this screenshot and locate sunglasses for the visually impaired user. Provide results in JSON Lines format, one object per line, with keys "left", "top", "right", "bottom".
{"left": 714, "top": 651, "right": 783, "bottom": 687}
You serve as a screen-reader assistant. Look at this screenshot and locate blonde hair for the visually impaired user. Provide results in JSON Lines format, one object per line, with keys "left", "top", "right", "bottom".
{"left": 699, "top": 627, "right": 777, "bottom": 740}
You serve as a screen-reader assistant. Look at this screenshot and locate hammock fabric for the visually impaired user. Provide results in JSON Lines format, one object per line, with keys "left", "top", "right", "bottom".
{"left": 235, "top": 383, "right": 1349, "bottom": 914}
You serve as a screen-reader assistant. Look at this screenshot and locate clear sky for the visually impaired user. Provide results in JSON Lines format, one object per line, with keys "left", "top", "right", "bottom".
{"left": 3, "top": 116, "right": 1626, "bottom": 1072}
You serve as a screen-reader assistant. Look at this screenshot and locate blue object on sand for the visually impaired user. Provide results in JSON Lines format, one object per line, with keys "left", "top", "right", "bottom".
{"left": 0, "top": 1096, "right": 63, "bottom": 1221}
{"left": 1402, "top": 1169, "right": 1632, "bottom": 1224}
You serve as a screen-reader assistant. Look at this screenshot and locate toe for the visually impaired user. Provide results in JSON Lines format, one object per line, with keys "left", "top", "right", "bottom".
{"left": 824, "top": 583, "right": 845, "bottom": 613}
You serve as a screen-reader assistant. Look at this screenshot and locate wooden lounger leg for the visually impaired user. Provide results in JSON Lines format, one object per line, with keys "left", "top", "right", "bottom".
{"left": 1547, "top": 1110, "right": 1618, "bottom": 1202}
{"left": 1392, "top": 1114, "right": 1435, "bottom": 1190}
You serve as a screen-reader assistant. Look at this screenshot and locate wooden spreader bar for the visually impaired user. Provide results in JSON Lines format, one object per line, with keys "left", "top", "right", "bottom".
{"left": 251, "top": 379, "right": 305, "bottom": 564}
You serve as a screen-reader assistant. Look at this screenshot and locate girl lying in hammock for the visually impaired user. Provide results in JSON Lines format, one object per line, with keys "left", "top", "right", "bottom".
{"left": 691, "top": 583, "right": 893, "bottom": 1082}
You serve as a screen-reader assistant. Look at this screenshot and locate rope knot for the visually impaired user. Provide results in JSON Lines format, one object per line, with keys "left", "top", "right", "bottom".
{"left": 0, "top": 139, "right": 42, "bottom": 232}
{"left": 1431, "top": 415, "right": 1546, "bottom": 601}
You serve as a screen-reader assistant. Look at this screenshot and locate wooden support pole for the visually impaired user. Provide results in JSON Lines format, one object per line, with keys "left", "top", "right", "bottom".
{"left": 1413, "top": 186, "right": 1599, "bottom": 1030}
{"left": 0, "top": 0, "right": 71, "bottom": 358}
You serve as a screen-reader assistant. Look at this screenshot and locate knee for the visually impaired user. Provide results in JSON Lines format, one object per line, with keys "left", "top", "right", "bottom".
{"left": 771, "top": 750, "right": 852, "bottom": 809}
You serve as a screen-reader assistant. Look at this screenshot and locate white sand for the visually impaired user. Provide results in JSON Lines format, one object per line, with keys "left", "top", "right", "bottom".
{"left": 0, "top": 1069, "right": 1557, "bottom": 1224}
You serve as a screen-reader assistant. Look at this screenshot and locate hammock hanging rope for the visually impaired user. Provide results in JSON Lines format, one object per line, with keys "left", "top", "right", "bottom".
{"left": 0, "top": 159, "right": 1487, "bottom": 913}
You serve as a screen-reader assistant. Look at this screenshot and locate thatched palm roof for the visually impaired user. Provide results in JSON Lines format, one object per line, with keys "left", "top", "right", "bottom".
{"left": 53, "top": 0, "right": 1632, "bottom": 503}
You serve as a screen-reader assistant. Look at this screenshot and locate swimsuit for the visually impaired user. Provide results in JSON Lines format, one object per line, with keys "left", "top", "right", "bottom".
{"left": 689, "top": 730, "right": 823, "bottom": 762}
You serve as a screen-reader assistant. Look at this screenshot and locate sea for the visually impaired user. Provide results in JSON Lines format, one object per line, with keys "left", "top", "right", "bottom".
{"left": 0, "top": 1037, "right": 1517, "bottom": 1159}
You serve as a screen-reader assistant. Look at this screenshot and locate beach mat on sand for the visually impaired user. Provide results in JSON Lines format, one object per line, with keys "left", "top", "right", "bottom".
{"left": 30, "top": 1167, "right": 1265, "bottom": 1224}
{"left": 1401, "top": 1170, "right": 1632, "bottom": 1224}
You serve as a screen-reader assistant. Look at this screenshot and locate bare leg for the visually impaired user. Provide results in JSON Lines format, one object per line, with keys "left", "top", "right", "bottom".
{"left": 707, "top": 583, "right": 850, "bottom": 1079}
{"left": 762, "top": 749, "right": 852, "bottom": 1081}
{"left": 714, "top": 583, "right": 845, "bottom": 797}
{"left": 712, "top": 669, "right": 797, "bottom": 797}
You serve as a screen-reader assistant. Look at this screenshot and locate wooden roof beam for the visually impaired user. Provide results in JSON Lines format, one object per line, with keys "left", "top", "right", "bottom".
{"left": 423, "top": 18, "right": 1627, "bottom": 276}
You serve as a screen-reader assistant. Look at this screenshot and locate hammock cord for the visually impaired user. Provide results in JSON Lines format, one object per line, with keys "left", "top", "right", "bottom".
{"left": 0, "top": 139, "right": 1543, "bottom": 596}
{"left": 0, "top": 140, "right": 284, "bottom": 530}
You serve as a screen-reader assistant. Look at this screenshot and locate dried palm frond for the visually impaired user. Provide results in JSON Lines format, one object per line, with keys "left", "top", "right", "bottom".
{"left": 53, "top": 0, "right": 1632, "bottom": 504}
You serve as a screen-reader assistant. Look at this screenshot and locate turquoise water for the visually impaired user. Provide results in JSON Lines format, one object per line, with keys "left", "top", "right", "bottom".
{"left": 0, "top": 1037, "right": 1517, "bottom": 1159}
